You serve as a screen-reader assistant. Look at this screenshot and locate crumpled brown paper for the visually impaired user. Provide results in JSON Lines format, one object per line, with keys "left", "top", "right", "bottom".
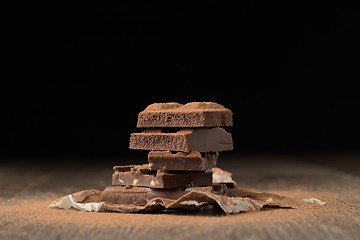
{"left": 49, "top": 167, "right": 326, "bottom": 214}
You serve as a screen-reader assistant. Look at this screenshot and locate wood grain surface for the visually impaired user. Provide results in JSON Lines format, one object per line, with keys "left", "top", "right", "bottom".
{"left": 1, "top": 153, "right": 359, "bottom": 240}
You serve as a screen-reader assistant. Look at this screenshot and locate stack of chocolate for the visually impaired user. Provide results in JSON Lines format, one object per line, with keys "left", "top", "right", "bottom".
{"left": 100, "top": 102, "right": 233, "bottom": 205}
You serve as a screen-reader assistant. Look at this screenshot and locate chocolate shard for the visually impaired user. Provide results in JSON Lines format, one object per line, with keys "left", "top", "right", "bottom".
{"left": 137, "top": 102, "right": 233, "bottom": 128}
{"left": 148, "top": 150, "right": 218, "bottom": 171}
{"left": 112, "top": 164, "right": 213, "bottom": 188}
{"left": 129, "top": 127, "right": 233, "bottom": 153}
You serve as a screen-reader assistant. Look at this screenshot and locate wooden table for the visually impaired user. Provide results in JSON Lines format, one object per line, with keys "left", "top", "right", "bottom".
{"left": 1, "top": 153, "right": 359, "bottom": 240}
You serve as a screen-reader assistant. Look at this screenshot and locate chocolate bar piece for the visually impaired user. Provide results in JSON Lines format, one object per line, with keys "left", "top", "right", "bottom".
{"left": 100, "top": 186, "right": 189, "bottom": 205}
{"left": 148, "top": 150, "right": 218, "bottom": 171}
{"left": 100, "top": 186, "right": 149, "bottom": 205}
{"left": 129, "top": 127, "right": 233, "bottom": 153}
{"left": 112, "top": 164, "right": 213, "bottom": 188}
{"left": 100, "top": 184, "right": 237, "bottom": 205}
{"left": 137, "top": 102, "right": 233, "bottom": 128}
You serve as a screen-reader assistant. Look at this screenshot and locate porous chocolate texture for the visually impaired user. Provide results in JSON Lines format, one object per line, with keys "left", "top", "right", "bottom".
{"left": 129, "top": 127, "right": 233, "bottom": 153}
{"left": 112, "top": 164, "right": 213, "bottom": 188}
{"left": 137, "top": 102, "right": 233, "bottom": 128}
{"left": 148, "top": 150, "right": 218, "bottom": 171}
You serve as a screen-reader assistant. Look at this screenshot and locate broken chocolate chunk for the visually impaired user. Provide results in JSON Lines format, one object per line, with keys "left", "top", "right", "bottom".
{"left": 148, "top": 150, "right": 218, "bottom": 171}
{"left": 100, "top": 184, "right": 238, "bottom": 205}
{"left": 112, "top": 164, "right": 213, "bottom": 188}
{"left": 129, "top": 127, "right": 233, "bottom": 153}
{"left": 137, "top": 102, "right": 233, "bottom": 128}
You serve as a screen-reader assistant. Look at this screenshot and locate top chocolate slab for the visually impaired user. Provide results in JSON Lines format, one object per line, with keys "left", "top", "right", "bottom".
{"left": 137, "top": 102, "right": 233, "bottom": 128}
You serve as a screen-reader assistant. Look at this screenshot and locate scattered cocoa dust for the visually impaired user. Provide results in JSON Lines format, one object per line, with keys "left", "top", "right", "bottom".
{"left": 1, "top": 154, "right": 360, "bottom": 240}
{"left": 1, "top": 189, "right": 359, "bottom": 240}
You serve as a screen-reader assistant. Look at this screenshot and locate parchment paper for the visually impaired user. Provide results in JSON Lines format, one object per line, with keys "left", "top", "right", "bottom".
{"left": 49, "top": 167, "right": 326, "bottom": 214}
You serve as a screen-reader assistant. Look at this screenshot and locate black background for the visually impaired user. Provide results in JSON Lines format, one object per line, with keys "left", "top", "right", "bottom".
{"left": 2, "top": 5, "right": 359, "bottom": 162}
